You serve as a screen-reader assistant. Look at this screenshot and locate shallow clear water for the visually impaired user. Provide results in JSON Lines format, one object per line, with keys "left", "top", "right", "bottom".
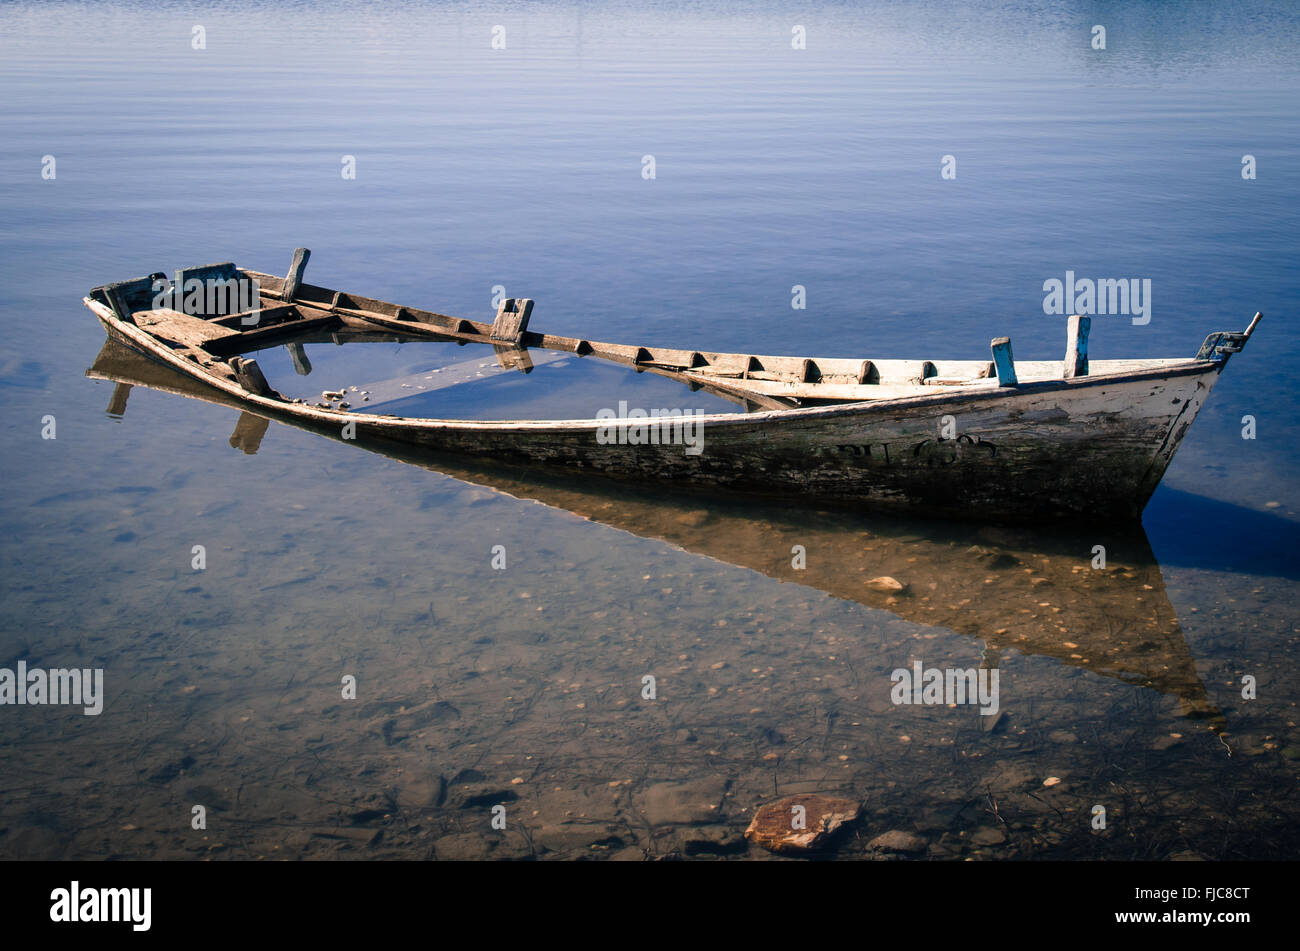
{"left": 248, "top": 337, "right": 741, "bottom": 419}
{"left": 1, "top": 0, "right": 1298, "bottom": 859}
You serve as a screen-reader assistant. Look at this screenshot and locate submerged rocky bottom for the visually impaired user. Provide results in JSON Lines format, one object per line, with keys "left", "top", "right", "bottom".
{"left": 3, "top": 358, "right": 1300, "bottom": 862}
{"left": 2, "top": 416, "right": 1297, "bottom": 861}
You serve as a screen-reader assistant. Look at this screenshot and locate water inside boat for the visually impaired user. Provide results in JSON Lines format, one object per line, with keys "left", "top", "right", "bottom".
{"left": 250, "top": 336, "right": 740, "bottom": 421}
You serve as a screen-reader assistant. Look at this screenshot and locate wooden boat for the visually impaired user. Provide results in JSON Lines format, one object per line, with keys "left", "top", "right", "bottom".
{"left": 84, "top": 248, "right": 1261, "bottom": 522}
{"left": 84, "top": 334, "right": 1225, "bottom": 730}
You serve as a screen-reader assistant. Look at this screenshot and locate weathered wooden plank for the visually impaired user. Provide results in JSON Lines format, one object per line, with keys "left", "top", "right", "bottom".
{"left": 238, "top": 268, "right": 285, "bottom": 298}
{"left": 682, "top": 354, "right": 744, "bottom": 377}
{"left": 135, "top": 308, "right": 241, "bottom": 350}
{"left": 634, "top": 346, "right": 707, "bottom": 370}
{"left": 1020, "top": 358, "right": 1185, "bottom": 378}
{"left": 491, "top": 298, "right": 533, "bottom": 345}
{"left": 213, "top": 317, "right": 341, "bottom": 356}
{"left": 230, "top": 357, "right": 275, "bottom": 396}
{"left": 1063, "top": 315, "right": 1090, "bottom": 378}
{"left": 295, "top": 282, "right": 336, "bottom": 307}
{"left": 990, "top": 337, "right": 1017, "bottom": 387}
{"left": 214, "top": 303, "right": 297, "bottom": 329}
{"left": 342, "top": 294, "right": 402, "bottom": 318}
{"left": 280, "top": 247, "right": 311, "bottom": 302}
{"left": 331, "top": 300, "right": 468, "bottom": 335}
{"left": 689, "top": 374, "right": 1000, "bottom": 403}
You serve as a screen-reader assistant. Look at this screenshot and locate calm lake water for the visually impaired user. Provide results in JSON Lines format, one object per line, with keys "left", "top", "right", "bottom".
{"left": 1, "top": 0, "right": 1298, "bottom": 860}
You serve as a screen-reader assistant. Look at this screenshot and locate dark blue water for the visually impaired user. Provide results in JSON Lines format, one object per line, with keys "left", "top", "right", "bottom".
{"left": 1, "top": 0, "right": 1297, "bottom": 860}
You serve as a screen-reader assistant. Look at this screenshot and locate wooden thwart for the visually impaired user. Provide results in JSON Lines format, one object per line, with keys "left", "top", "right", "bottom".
{"left": 204, "top": 314, "right": 338, "bottom": 356}
{"left": 215, "top": 303, "right": 297, "bottom": 329}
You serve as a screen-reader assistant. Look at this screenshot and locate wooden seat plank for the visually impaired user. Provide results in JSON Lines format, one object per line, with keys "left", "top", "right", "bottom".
{"left": 134, "top": 309, "right": 240, "bottom": 350}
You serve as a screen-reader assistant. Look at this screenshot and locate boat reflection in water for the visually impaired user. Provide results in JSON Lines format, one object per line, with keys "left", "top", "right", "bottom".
{"left": 88, "top": 335, "right": 1223, "bottom": 731}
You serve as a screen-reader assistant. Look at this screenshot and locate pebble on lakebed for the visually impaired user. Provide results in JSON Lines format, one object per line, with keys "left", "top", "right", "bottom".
{"left": 969, "top": 826, "right": 1007, "bottom": 846}
{"left": 744, "top": 794, "right": 861, "bottom": 854}
{"left": 867, "top": 830, "right": 928, "bottom": 854}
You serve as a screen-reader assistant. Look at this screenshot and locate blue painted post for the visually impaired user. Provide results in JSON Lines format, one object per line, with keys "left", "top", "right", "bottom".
{"left": 990, "top": 336, "right": 1017, "bottom": 387}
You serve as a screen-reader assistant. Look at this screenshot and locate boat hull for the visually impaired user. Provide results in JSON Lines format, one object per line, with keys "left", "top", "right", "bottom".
{"left": 369, "top": 366, "right": 1219, "bottom": 521}
{"left": 90, "top": 304, "right": 1219, "bottom": 522}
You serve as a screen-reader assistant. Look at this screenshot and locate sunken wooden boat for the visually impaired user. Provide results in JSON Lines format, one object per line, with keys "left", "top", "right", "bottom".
{"left": 84, "top": 248, "right": 1261, "bottom": 522}
{"left": 85, "top": 334, "right": 1225, "bottom": 729}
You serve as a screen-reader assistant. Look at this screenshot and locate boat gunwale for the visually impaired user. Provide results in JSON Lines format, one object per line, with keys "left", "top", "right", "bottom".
{"left": 85, "top": 294, "right": 1224, "bottom": 434}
